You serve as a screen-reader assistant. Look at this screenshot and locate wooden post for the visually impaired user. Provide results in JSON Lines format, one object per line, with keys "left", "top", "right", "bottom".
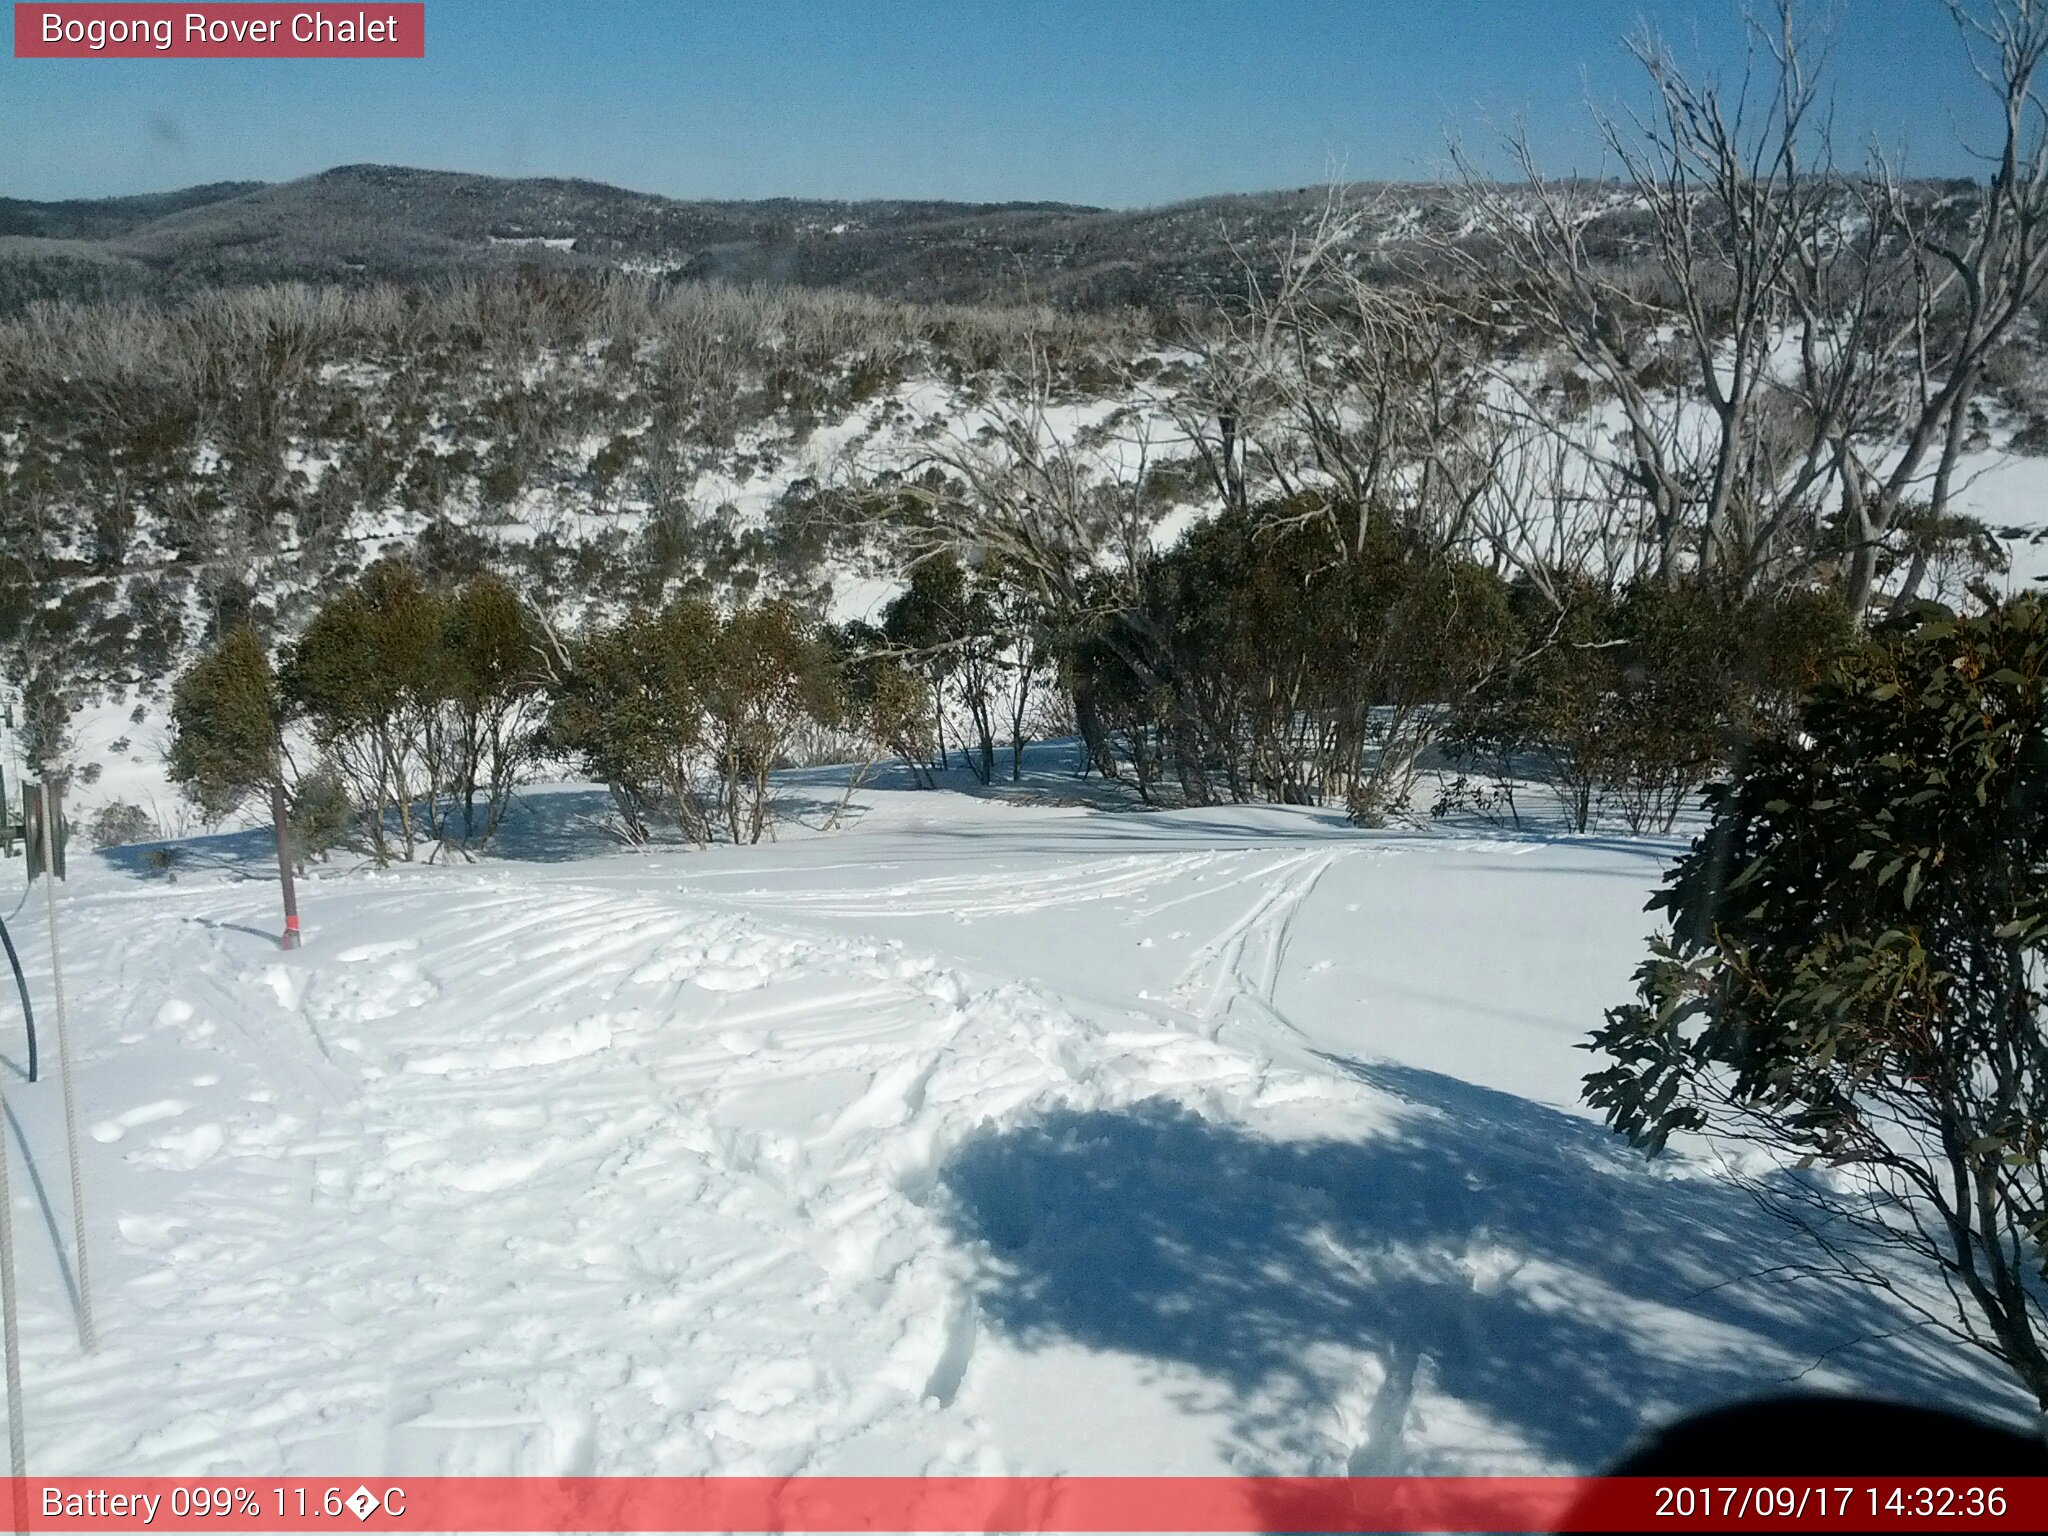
{"left": 271, "top": 782, "right": 301, "bottom": 951}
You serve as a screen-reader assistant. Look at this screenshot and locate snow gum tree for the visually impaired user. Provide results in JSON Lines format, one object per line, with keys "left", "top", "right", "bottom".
{"left": 281, "top": 562, "right": 443, "bottom": 862}
{"left": 544, "top": 598, "right": 720, "bottom": 846}
{"left": 1587, "top": 597, "right": 2048, "bottom": 1406}
{"left": 438, "top": 573, "right": 542, "bottom": 851}
{"left": 274, "top": 562, "right": 542, "bottom": 862}
{"left": 167, "top": 624, "right": 282, "bottom": 821}
{"left": 705, "top": 601, "right": 841, "bottom": 845}
{"left": 167, "top": 623, "right": 329, "bottom": 939}
{"left": 833, "top": 627, "right": 937, "bottom": 790}
{"left": 543, "top": 598, "right": 839, "bottom": 847}
{"left": 880, "top": 554, "right": 1047, "bottom": 786}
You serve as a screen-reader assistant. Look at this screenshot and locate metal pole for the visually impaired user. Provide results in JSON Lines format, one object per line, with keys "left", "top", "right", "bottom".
{"left": 36, "top": 783, "right": 94, "bottom": 1352}
{"left": 0, "top": 1075, "right": 27, "bottom": 1489}
{"left": 271, "top": 783, "right": 301, "bottom": 951}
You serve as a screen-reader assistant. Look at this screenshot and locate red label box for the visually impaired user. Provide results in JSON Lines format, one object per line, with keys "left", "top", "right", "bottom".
{"left": 13, "top": 4, "right": 424, "bottom": 58}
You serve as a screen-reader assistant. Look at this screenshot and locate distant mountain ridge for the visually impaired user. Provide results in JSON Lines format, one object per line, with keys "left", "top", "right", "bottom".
{"left": 0, "top": 180, "right": 269, "bottom": 240}
{"left": 1, "top": 162, "right": 1979, "bottom": 315}
{"left": 0, "top": 163, "right": 1435, "bottom": 312}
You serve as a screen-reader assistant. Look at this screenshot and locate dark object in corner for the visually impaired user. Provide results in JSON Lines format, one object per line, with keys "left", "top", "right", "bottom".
{"left": 1606, "top": 1395, "right": 2048, "bottom": 1476}
{"left": 1566, "top": 1396, "right": 2048, "bottom": 1534}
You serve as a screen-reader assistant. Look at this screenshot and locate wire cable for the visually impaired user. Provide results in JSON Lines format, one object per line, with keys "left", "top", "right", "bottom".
{"left": 0, "top": 914, "right": 33, "bottom": 1083}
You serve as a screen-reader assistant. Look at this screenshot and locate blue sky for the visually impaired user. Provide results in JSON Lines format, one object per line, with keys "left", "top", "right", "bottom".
{"left": 0, "top": 2, "right": 2001, "bottom": 206}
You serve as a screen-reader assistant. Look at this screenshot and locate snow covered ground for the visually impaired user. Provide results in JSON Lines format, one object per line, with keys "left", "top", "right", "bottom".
{"left": 0, "top": 756, "right": 2027, "bottom": 1480}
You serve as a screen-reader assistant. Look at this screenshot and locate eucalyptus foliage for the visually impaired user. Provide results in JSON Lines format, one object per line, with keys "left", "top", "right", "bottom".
{"left": 1587, "top": 599, "right": 2048, "bottom": 1403}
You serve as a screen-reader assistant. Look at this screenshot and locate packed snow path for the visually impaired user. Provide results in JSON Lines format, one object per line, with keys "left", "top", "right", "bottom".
{"left": 0, "top": 782, "right": 2022, "bottom": 1477}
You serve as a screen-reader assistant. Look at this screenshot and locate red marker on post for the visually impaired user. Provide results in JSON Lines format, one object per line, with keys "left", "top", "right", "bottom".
{"left": 271, "top": 783, "right": 302, "bottom": 951}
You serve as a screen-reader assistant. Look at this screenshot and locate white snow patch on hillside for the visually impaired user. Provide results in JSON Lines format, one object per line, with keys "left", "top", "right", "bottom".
{"left": 1954, "top": 448, "right": 2048, "bottom": 590}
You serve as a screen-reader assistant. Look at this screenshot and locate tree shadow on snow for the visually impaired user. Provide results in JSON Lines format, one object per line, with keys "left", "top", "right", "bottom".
{"left": 482, "top": 788, "right": 632, "bottom": 863}
{"left": 484, "top": 787, "right": 873, "bottom": 863}
{"left": 932, "top": 1062, "right": 2024, "bottom": 1476}
{"left": 94, "top": 823, "right": 277, "bottom": 881}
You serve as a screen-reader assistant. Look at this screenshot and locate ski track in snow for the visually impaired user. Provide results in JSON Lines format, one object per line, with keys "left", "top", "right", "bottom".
{"left": 0, "top": 790, "right": 2025, "bottom": 1477}
{"left": 16, "top": 866, "right": 1290, "bottom": 1475}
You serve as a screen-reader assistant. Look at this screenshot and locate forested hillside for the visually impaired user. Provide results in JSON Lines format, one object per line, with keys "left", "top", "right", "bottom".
{"left": 0, "top": 162, "right": 1817, "bottom": 314}
{"left": 8, "top": 12, "right": 2048, "bottom": 855}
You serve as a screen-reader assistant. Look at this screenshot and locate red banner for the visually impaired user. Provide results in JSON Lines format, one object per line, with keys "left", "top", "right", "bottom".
{"left": 4, "top": 1476, "right": 2046, "bottom": 1532}
{"left": 12, "top": 4, "right": 423, "bottom": 58}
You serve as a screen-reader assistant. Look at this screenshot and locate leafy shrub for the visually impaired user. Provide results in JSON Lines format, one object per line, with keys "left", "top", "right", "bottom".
{"left": 290, "top": 766, "right": 355, "bottom": 864}
{"left": 544, "top": 598, "right": 719, "bottom": 844}
{"left": 1447, "top": 580, "right": 1849, "bottom": 832}
{"left": 1587, "top": 597, "right": 2048, "bottom": 1407}
{"left": 544, "top": 597, "right": 840, "bottom": 845}
{"left": 280, "top": 561, "right": 539, "bottom": 862}
{"left": 167, "top": 624, "right": 281, "bottom": 822}
{"left": 1063, "top": 500, "right": 1516, "bottom": 815}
